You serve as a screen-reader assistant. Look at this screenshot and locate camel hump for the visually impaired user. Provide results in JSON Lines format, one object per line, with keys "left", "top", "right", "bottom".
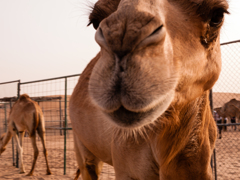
{"left": 230, "top": 98, "right": 237, "bottom": 102}
{"left": 19, "top": 94, "right": 30, "bottom": 101}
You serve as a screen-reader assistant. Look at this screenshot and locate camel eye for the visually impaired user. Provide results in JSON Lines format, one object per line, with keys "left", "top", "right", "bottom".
{"left": 89, "top": 19, "right": 100, "bottom": 30}
{"left": 210, "top": 8, "right": 224, "bottom": 27}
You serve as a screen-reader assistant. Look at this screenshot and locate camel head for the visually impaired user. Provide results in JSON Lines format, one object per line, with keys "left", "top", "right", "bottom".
{"left": 0, "top": 133, "right": 6, "bottom": 155}
{"left": 19, "top": 94, "right": 30, "bottom": 101}
{"left": 214, "top": 107, "right": 222, "bottom": 113}
{"left": 88, "top": 0, "right": 228, "bottom": 128}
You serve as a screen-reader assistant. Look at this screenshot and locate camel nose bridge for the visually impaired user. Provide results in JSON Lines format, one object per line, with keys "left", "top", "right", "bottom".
{"left": 97, "top": 8, "right": 160, "bottom": 59}
{"left": 102, "top": 17, "right": 139, "bottom": 59}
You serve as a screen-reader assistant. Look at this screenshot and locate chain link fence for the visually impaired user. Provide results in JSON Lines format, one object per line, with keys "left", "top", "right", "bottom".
{"left": 0, "top": 80, "right": 20, "bottom": 167}
{"left": 212, "top": 40, "right": 240, "bottom": 180}
{"left": 18, "top": 75, "right": 79, "bottom": 176}
{"left": 0, "top": 75, "right": 115, "bottom": 179}
{"left": 0, "top": 40, "right": 239, "bottom": 179}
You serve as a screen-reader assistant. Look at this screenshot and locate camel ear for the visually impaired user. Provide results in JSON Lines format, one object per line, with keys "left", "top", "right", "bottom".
{"left": 88, "top": 0, "right": 120, "bottom": 29}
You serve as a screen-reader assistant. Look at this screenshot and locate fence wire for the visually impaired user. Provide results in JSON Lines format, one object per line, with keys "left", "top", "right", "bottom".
{"left": 212, "top": 40, "right": 240, "bottom": 180}
{"left": 0, "top": 80, "right": 20, "bottom": 167}
{"left": 0, "top": 75, "right": 115, "bottom": 179}
{"left": 0, "top": 40, "right": 239, "bottom": 180}
{"left": 18, "top": 75, "right": 78, "bottom": 176}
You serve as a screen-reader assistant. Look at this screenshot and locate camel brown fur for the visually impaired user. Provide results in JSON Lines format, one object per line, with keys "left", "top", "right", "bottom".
{"left": 0, "top": 94, "right": 51, "bottom": 176}
{"left": 70, "top": 0, "right": 229, "bottom": 179}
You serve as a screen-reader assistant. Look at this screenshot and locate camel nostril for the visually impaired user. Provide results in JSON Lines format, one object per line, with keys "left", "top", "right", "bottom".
{"left": 137, "top": 25, "right": 165, "bottom": 48}
{"left": 95, "top": 27, "right": 107, "bottom": 48}
{"left": 99, "top": 27, "right": 104, "bottom": 38}
{"left": 149, "top": 25, "right": 163, "bottom": 37}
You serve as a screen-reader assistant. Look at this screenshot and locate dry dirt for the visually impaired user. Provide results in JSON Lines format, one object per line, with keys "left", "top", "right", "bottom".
{"left": 214, "top": 128, "right": 240, "bottom": 180}
{"left": 0, "top": 133, "right": 115, "bottom": 180}
{"left": 0, "top": 128, "right": 240, "bottom": 180}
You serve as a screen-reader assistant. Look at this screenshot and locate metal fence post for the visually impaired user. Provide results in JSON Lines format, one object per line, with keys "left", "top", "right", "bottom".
{"left": 213, "top": 149, "right": 217, "bottom": 180}
{"left": 209, "top": 89, "right": 217, "bottom": 180}
{"left": 209, "top": 89, "right": 213, "bottom": 111}
{"left": 64, "top": 77, "right": 67, "bottom": 175}
{"left": 9, "top": 100, "right": 15, "bottom": 166}
{"left": 16, "top": 81, "right": 20, "bottom": 168}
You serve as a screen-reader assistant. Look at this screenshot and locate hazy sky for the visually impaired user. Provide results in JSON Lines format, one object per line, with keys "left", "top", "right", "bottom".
{"left": 0, "top": 0, "right": 240, "bottom": 84}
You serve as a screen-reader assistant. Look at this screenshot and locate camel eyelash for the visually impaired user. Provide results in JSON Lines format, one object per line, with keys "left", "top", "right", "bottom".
{"left": 88, "top": 5, "right": 109, "bottom": 29}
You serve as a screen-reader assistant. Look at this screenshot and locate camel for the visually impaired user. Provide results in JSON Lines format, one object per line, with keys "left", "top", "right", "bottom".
{"left": 215, "top": 99, "right": 240, "bottom": 130}
{"left": 222, "top": 99, "right": 240, "bottom": 127}
{"left": 213, "top": 107, "right": 231, "bottom": 138}
{"left": 69, "top": 0, "right": 229, "bottom": 179}
{"left": 214, "top": 103, "right": 240, "bottom": 139}
{"left": 0, "top": 94, "right": 51, "bottom": 176}
{"left": 213, "top": 107, "right": 226, "bottom": 138}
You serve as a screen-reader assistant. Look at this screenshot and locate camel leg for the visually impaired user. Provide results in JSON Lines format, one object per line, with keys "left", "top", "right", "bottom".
{"left": 222, "top": 117, "right": 227, "bottom": 131}
{"left": 26, "top": 133, "right": 39, "bottom": 176}
{"left": 37, "top": 127, "right": 51, "bottom": 175}
{"left": 73, "top": 134, "right": 103, "bottom": 180}
{"left": 12, "top": 131, "right": 25, "bottom": 173}
{"left": 226, "top": 117, "right": 231, "bottom": 131}
{"left": 18, "top": 131, "right": 26, "bottom": 173}
{"left": 236, "top": 117, "right": 239, "bottom": 131}
{"left": 218, "top": 126, "right": 222, "bottom": 139}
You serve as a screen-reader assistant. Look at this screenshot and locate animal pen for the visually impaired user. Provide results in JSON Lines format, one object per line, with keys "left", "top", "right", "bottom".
{"left": 0, "top": 75, "right": 115, "bottom": 179}
{"left": 0, "top": 40, "right": 239, "bottom": 180}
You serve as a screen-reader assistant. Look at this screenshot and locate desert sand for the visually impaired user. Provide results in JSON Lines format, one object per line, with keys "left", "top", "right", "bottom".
{"left": 0, "top": 132, "right": 115, "bottom": 180}
{"left": 0, "top": 127, "right": 240, "bottom": 180}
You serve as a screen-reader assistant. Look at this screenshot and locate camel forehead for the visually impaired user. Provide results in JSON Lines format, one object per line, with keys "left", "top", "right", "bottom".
{"left": 167, "top": 0, "right": 229, "bottom": 18}
{"left": 117, "top": 0, "right": 229, "bottom": 16}
{"left": 93, "top": 0, "right": 228, "bottom": 21}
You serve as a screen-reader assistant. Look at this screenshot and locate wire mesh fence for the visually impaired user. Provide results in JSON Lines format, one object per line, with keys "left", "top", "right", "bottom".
{"left": 0, "top": 75, "right": 115, "bottom": 179}
{"left": 18, "top": 75, "right": 78, "bottom": 176}
{"left": 0, "top": 80, "right": 20, "bottom": 167}
{"left": 212, "top": 40, "right": 240, "bottom": 180}
{"left": 0, "top": 40, "right": 239, "bottom": 179}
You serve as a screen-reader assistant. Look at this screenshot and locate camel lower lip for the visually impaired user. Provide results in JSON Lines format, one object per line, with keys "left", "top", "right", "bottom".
{"left": 105, "top": 106, "right": 155, "bottom": 127}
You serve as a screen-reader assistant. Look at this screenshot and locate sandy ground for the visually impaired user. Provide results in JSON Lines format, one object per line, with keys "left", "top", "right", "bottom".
{"left": 0, "top": 133, "right": 115, "bottom": 180}
{"left": 1, "top": 129, "right": 240, "bottom": 180}
{"left": 0, "top": 142, "right": 75, "bottom": 180}
{"left": 214, "top": 128, "right": 240, "bottom": 180}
